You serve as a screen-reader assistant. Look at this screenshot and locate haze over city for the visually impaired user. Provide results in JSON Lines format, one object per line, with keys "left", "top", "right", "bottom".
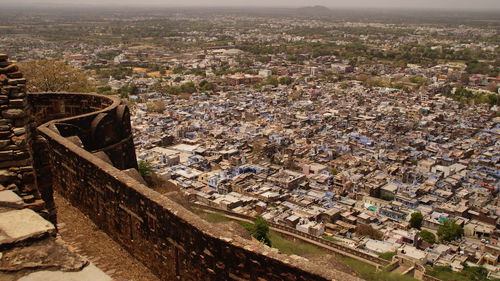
{"left": 10, "top": 0, "right": 500, "bottom": 10}
{"left": 0, "top": 1, "right": 499, "bottom": 281}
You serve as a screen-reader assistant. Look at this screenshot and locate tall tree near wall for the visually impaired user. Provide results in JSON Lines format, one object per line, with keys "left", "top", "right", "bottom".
{"left": 18, "top": 60, "right": 94, "bottom": 92}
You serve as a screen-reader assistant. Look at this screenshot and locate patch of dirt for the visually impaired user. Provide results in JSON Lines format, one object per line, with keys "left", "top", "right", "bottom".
{"left": 215, "top": 221, "right": 252, "bottom": 240}
{"left": 302, "top": 254, "right": 360, "bottom": 277}
{"left": 54, "top": 193, "right": 160, "bottom": 281}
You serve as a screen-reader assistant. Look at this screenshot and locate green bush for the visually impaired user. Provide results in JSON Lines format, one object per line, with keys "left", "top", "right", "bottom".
{"left": 437, "top": 220, "right": 464, "bottom": 242}
{"left": 137, "top": 160, "right": 154, "bottom": 178}
{"left": 252, "top": 216, "right": 272, "bottom": 247}
{"left": 419, "top": 230, "right": 436, "bottom": 244}
{"left": 410, "top": 212, "right": 423, "bottom": 229}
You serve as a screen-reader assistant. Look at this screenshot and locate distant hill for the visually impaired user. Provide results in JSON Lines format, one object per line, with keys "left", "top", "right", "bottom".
{"left": 296, "top": 5, "right": 332, "bottom": 15}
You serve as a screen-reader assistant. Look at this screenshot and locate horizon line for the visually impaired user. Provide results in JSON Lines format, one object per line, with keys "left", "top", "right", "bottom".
{"left": 3, "top": 2, "right": 500, "bottom": 13}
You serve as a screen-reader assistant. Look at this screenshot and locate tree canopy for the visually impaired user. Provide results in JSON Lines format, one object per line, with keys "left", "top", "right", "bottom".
{"left": 410, "top": 212, "right": 424, "bottom": 229}
{"left": 437, "top": 220, "right": 464, "bottom": 242}
{"left": 419, "top": 230, "right": 436, "bottom": 244}
{"left": 252, "top": 216, "right": 271, "bottom": 247}
{"left": 19, "top": 60, "right": 94, "bottom": 93}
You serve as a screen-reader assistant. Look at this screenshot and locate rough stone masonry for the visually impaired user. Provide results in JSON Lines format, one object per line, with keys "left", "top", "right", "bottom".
{"left": 0, "top": 54, "right": 45, "bottom": 215}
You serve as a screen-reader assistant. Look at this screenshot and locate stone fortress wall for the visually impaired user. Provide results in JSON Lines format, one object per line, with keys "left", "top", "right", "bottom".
{"left": 0, "top": 54, "right": 40, "bottom": 214}
{"left": 0, "top": 54, "right": 361, "bottom": 281}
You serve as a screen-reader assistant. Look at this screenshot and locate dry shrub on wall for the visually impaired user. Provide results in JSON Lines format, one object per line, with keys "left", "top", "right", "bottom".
{"left": 18, "top": 60, "right": 94, "bottom": 93}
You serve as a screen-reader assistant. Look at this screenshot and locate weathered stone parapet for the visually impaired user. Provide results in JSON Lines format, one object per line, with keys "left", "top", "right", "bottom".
{"left": 31, "top": 91, "right": 362, "bottom": 281}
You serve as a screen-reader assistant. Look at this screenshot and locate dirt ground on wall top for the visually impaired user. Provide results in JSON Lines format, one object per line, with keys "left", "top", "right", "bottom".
{"left": 54, "top": 192, "right": 160, "bottom": 281}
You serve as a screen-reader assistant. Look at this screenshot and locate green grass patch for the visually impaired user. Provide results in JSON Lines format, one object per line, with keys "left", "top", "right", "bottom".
{"left": 323, "top": 235, "right": 341, "bottom": 243}
{"left": 194, "top": 209, "right": 418, "bottom": 280}
{"left": 339, "top": 256, "right": 418, "bottom": 281}
{"left": 195, "top": 210, "right": 327, "bottom": 255}
{"left": 236, "top": 221, "right": 254, "bottom": 232}
{"left": 426, "top": 265, "right": 495, "bottom": 281}
{"left": 195, "top": 211, "right": 232, "bottom": 223}
{"left": 268, "top": 230, "right": 327, "bottom": 255}
{"left": 379, "top": 251, "right": 397, "bottom": 261}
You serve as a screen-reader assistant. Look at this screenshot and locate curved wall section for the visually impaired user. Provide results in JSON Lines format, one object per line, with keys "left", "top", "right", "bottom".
{"left": 28, "top": 92, "right": 137, "bottom": 170}
{"left": 31, "top": 92, "right": 358, "bottom": 281}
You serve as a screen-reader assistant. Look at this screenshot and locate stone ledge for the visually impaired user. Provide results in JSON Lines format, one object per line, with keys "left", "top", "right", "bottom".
{"left": 0, "top": 190, "right": 23, "bottom": 209}
{"left": 0, "top": 209, "right": 55, "bottom": 245}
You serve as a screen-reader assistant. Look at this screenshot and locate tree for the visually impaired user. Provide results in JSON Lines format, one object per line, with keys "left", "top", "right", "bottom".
{"left": 179, "top": 82, "right": 197, "bottom": 94}
{"left": 437, "top": 220, "right": 464, "bottom": 242}
{"left": 356, "top": 224, "right": 383, "bottom": 240}
{"left": 410, "top": 212, "right": 423, "bottom": 229}
{"left": 199, "top": 80, "right": 215, "bottom": 92}
{"left": 118, "top": 83, "right": 138, "bottom": 98}
{"left": 279, "top": 76, "right": 294, "bottom": 85}
{"left": 146, "top": 100, "right": 166, "bottom": 113}
{"left": 265, "top": 76, "right": 279, "bottom": 87}
{"left": 460, "top": 73, "right": 470, "bottom": 85}
{"left": 419, "top": 230, "right": 436, "bottom": 244}
{"left": 487, "top": 81, "right": 498, "bottom": 93}
{"left": 18, "top": 60, "right": 94, "bottom": 92}
{"left": 137, "top": 160, "right": 154, "bottom": 179}
{"left": 252, "top": 216, "right": 271, "bottom": 247}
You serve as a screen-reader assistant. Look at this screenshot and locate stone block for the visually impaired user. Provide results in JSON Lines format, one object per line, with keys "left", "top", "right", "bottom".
{"left": 0, "top": 150, "right": 14, "bottom": 161}
{"left": 22, "top": 171, "right": 35, "bottom": 183}
{"left": 0, "top": 139, "right": 10, "bottom": 149}
{"left": 17, "top": 263, "right": 112, "bottom": 281}
{"left": 0, "top": 118, "right": 11, "bottom": 125}
{"left": 14, "top": 118, "right": 27, "bottom": 127}
{"left": 0, "top": 64, "right": 18, "bottom": 74}
{"left": 0, "top": 208, "right": 55, "bottom": 245}
{"left": 15, "top": 151, "right": 30, "bottom": 160}
{"left": 0, "top": 54, "right": 8, "bottom": 61}
{"left": 10, "top": 91, "right": 25, "bottom": 98}
{"left": 13, "top": 127, "right": 25, "bottom": 135}
{"left": 6, "top": 183, "right": 17, "bottom": 190}
{"left": 20, "top": 166, "right": 33, "bottom": 172}
{"left": 7, "top": 71, "right": 23, "bottom": 79}
{"left": 0, "top": 124, "right": 10, "bottom": 131}
{"left": 1, "top": 108, "right": 25, "bottom": 119}
{"left": 3, "top": 144, "right": 19, "bottom": 150}
{"left": 0, "top": 130, "right": 11, "bottom": 138}
{"left": 22, "top": 194, "right": 35, "bottom": 203}
{"left": 0, "top": 190, "right": 24, "bottom": 208}
{"left": 0, "top": 159, "right": 30, "bottom": 169}
{"left": 7, "top": 78, "right": 26, "bottom": 85}
{"left": 9, "top": 99, "right": 25, "bottom": 107}
{"left": 11, "top": 135, "right": 25, "bottom": 146}
{"left": 24, "top": 199, "right": 45, "bottom": 211}
{"left": 0, "top": 95, "right": 8, "bottom": 104}
{"left": 0, "top": 169, "right": 17, "bottom": 183}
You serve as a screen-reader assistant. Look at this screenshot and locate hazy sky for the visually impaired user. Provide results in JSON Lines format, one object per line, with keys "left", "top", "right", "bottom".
{"left": 13, "top": 0, "right": 500, "bottom": 10}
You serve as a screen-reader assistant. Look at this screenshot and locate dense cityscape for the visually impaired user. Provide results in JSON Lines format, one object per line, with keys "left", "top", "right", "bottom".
{"left": 1, "top": 5, "right": 499, "bottom": 281}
